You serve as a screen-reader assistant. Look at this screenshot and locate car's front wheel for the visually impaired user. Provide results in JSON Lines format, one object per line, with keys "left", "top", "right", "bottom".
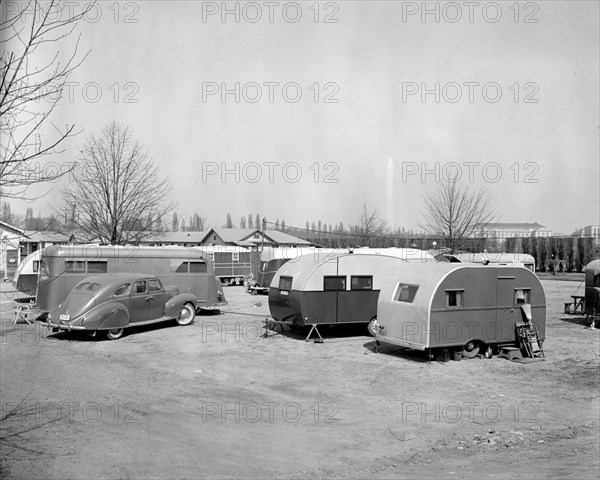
{"left": 106, "top": 328, "right": 124, "bottom": 340}
{"left": 177, "top": 303, "right": 196, "bottom": 326}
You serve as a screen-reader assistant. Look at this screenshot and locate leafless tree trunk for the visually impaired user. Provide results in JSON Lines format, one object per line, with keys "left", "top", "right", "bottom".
{"left": 0, "top": 0, "right": 91, "bottom": 199}
{"left": 357, "top": 203, "right": 388, "bottom": 247}
{"left": 420, "top": 177, "right": 497, "bottom": 253}
{"left": 61, "top": 121, "right": 176, "bottom": 245}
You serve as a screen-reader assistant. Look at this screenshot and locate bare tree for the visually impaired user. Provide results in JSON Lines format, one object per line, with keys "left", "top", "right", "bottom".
{"left": 61, "top": 121, "right": 176, "bottom": 244}
{"left": 1, "top": 0, "right": 92, "bottom": 199}
{"left": 420, "top": 177, "right": 497, "bottom": 253}
{"left": 357, "top": 203, "right": 389, "bottom": 246}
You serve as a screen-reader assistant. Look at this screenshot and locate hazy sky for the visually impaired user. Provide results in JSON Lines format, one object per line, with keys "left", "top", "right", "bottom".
{"left": 9, "top": 0, "right": 600, "bottom": 234}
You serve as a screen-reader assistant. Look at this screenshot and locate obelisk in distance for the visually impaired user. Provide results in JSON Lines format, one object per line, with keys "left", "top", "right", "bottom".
{"left": 385, "top": 157, "right": 394, "bottom": 231}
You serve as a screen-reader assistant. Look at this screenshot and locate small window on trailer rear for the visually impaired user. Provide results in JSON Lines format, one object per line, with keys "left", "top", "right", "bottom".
{"left": 279, "top": 276, "right": 293, "bottom": 291}
{"left": 351, "top": 276, "right": 373, "bottom": 290}
{"left": 514, "top": 289, "right": 531, "bottom": 305}
{"left": 324, "top": 276, "right": 346, "bottom": 291}
{"left": 33, "top": 261, "right": 39, "bottom": 273}
{"left": 171, "top": 260, "right": 188, "bottom": 273}
{"left": 394, "top": 283, "right": 419, "bottom": 303}
{"left": 446, "top": 289, "right": 464, "bottom": 307}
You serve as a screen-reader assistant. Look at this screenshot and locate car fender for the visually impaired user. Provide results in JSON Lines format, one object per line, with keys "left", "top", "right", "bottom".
{"left": 83, "top": 303, "right": 129, "bottom": 330}
{"left": 165, "top": 293, "right": 197, "bottom": 317}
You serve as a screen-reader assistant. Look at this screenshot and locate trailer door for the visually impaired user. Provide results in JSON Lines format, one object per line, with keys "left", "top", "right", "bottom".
{"left": 496, "top": 276, "right": 516, "bottom": 341}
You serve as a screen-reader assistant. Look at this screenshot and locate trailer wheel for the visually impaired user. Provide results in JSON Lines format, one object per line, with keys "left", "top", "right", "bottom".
{"left": 462, "top": 341, "right": 480, "bottom": 359}
{"left": 367, "top": 317, "right": 378, "bottom": 337}
{"left": 177, "top": 303, "right": 196, "bottom": 326}
{"left": 106, "top": 328, "right": 124, "bottom": 340}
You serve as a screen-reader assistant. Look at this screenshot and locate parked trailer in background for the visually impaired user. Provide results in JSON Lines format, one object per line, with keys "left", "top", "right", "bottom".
{"left": 269, "top": 253, "right": 408, "bottom": 335}
{"left": 448, "top": 252, "right": 536, "bottom": 271}
{"left": 584, "top": 259, "right": 600, "bottom": 318}
{"left": 195, "top": 245, "right": 256, "bottom": 286}
{"left": 12, "top": 250, "right": 41, "bottom": 297}
{"left": 375, "top": 263, "right": 546, "bottom": 357}
{"left": 36, "top": 245, "right": 226, "bottom": 312}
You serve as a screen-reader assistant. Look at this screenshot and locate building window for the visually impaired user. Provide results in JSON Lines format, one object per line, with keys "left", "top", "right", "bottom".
{"left": 351, "top": 276, "right": 373, "bottom": 290}
{"left": 514, "top": 289, "right": 531, "bottom": 305}
{"left": 324, "top": 276, "right": 346, "bottom": 291}
{"left": 446, "top": 290, "right": 464, "bottom": 307}
{"left": 279, "top": 276, "right": 292, "bottom": 291}
{"left": 232, "top": 252, "right": 239, "bottom": 262}
{"left": 394, "top": 283, "right": 419, "bottom": 303}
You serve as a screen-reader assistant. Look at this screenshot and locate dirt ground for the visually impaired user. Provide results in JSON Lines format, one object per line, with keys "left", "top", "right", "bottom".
{"left": 1, "top": 277, "right": 598, "bottom": 479}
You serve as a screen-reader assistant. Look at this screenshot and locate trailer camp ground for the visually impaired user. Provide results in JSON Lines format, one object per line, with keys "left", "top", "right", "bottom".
{"left": 1, "top": 278, "right": 599, "bottom": 479}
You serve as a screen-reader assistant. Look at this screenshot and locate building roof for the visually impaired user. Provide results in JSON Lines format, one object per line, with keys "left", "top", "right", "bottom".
{"left": 0, "top": 220, "right": 25, "bottom": 236}
{"left": 148, "top": 231, "right": 207, "bottom": 244}
{"left": 22, "top": 231, "right": 73, "bottom": 243}
{"left": 202, "top": 228, "right": 311, "bottom": 246}
{"left": 475, "top": 222, "right": 547, "bottom": 230}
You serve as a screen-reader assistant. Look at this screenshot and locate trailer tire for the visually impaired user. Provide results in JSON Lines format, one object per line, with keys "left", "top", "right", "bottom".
{"left": 367, "top": 317, "right": 378, "bottom": 337}
{"left": 462, "top": 340, "right": 480, "bottom": 359}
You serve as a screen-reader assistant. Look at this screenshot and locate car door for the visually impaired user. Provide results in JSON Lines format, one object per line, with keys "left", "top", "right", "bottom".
{"left": 147, "top": 278, "right": 168, "bottom": 320}
{"left": 129, "top": 280, "right": 150, "bottom": 323}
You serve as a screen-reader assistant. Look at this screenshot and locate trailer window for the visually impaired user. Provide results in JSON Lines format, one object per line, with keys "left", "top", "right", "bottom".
{"left": 114, "top": 284, "right": 130, "bottom": 296}
{"left": 33, "top": 261, "right": 39, "bottom": 273}
{"left": 595, "top": 274, "right": 600, "bottom": 288}
{"left": 394, "top": 283, "right": 419, "bottom": 303}
{"left": 171, "top": 260, "right": 188, "bottom": 273}
{"left": 279, "top": 276, "right": 293, "bottom": 291}
{"left": 351, "top": 276, "right": 373, "bottom": 290}
{"left": 324, "top": 276, "right": 346, "bottom": 291}
{"left": 87, "top": 260, "right": 108, "bottom": 273}
{"left": 514, "top": 289, "right": 531, "bottom": 305}
{"left": 446, "top": 290, "right": 464, "bottom": 307}
{"left": 190, "top": 261, "right": 207, "bottom": 273}
{"left": 65, "top": 260, "right": 86, "bottom": 273}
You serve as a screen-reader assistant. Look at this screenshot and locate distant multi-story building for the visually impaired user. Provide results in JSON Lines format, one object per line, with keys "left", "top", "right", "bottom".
{"left": 473, "top": 222, "right": 553, "bottom": 240}
{"left": 572, "top": 225, "right": 600, "bottom": 239}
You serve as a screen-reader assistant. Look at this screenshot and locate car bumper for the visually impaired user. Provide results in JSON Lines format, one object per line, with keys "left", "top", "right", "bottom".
{"left": 45, "top": 320, "right": 86, "bottom": 331}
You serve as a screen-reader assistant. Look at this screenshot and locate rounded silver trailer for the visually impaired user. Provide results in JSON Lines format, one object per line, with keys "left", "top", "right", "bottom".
{"left": 584, "top": 259, "right": 600, "bottom": 317}
{"left": 269, "top": 253, "right": 408, "bottom": 335}
{"left": 375, "top": 263, "right": 546, "bottom": 357}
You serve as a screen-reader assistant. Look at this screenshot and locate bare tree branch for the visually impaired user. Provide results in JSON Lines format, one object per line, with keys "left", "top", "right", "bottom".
{"left": 420, "top": 176, "right": 497, "bottom": 253}
{"left": 0, "top": 0, "right": 92, "bottom": 199}
{"left": 61, "top": 121, "right": 177, "bottom": 245}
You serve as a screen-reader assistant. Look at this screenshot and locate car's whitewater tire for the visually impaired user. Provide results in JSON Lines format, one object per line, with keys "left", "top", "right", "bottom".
{"left": 106, "top": 328, "right": 124, "bottom": 340}
{"left": 177, "top": 304, "right": 196, "bottom": 326}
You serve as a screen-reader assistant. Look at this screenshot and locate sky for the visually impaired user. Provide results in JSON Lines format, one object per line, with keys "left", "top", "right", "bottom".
{"left": 6, "top": 0, "right": 600, "bottom": 235}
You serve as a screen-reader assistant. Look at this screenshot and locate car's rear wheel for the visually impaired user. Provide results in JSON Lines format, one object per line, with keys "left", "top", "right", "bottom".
{"left": 177, "top": 303, "right": 195, "bottom": 326}
{"left": 106, "top": 328, "right": 124, "bottom": 340}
